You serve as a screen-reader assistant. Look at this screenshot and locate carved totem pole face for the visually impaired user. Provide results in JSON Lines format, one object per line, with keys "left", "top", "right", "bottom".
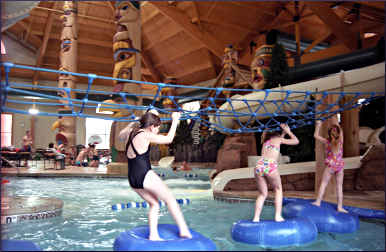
{"left": 60, "top": 2, "right": 77, "bottom": 53}
{"left": 250, "top": 45, "right": 273, "bottom": 90}
{"left": 161, "top": 77, "right": 178, "bottom": 109}
{"left": 59, "top": 1, "right": 77, "bottom": 106}
{"left": 222, "top": 46, "right": 238, "bottom": 86}
{"left": 113, "top": 1, "right": 140, "bottom": 92}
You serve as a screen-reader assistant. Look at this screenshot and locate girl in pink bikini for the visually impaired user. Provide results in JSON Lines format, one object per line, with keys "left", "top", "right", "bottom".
{"left": 312, "top": 120, "right": 348, "bottom": 213}
{"left": 253, "top": 123, "right": 299, "bottom": 222}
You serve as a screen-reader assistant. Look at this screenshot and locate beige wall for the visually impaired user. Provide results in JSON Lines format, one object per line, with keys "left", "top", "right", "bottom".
{"left": 6, "top": 101, "right": 87, "bottom": 149}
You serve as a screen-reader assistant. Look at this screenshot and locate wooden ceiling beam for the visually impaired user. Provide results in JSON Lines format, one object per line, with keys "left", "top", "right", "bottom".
{"left": 302, "top": 29, "right": 332, "bottom": 55}
{"left": 191, "top": 1, "right": 201, "bottom": 27}
{"left": 32, "top": 2, "right": 57, "bottom": 84}
{"left": 34, "top": 6, "right": 115, "bottom": 24}
{"left": 303, "top": 10, "right": 362, "bottom": 55}
{"left": 237, "top": 2, "right": 291, "bottom": 59}
{"left": 30, "top": 8, "right": 115, "bottom": 30}
{"left": 107, "top": 1, "right": 115, "bottom": 15}
{"left": 22, "top": 19, "right": 34, "bottom": 43}
{"left": 339, "top": 2, "right": 385, "bottom": 22}
{"left": 142, "top": 9, "right": 161, "bottom": 25}
{"left": 141, "top": 51, "right": 162, "bottom": 83}
{"left": 270, "top": 12, "right": 314, "bottom": 30}
{"left": 3, "top": 31, "right": 38, "bottom": 53}
{"left": 8, "top": 66, "right": 114, "bottom": 86}
{"left": 143, "top": 28, "right": 182, "bottom": 52}
{"left": 17, "top": 21, "right": 42, "bottom": 44}
{"left": 203, "top": 2, "right": 217, "bottom": 19}
{"left": 150, "top": 2, "right": 224, "bottom": 59}
{"left": 228, "top": 2, "right": 277, "bottom": 17}
{"left": 45, "top": 51, "right": 113, "bottom": 65}
{"left": 200, "top": 18, "right": 259, "bottom": 35}
{"left": 306, "top": 2, "right": 358, "bottom": 50}
{"left": 154, "top": 45, "right": 203, "bottom": 68}
{"left": 173, "top": 62, "right": 212, "bottom": 79}
{"left": 30, "top": 30, "right": 113, "bottom": 48}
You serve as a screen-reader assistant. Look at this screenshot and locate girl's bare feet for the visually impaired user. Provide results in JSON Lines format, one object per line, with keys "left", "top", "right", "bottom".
{"left": 149, "top": 235, "right": 163, "bottom": 241}
{"left": 252, "top": 218, "right": 260, "bottom": 222}
{"left": 311, "top": 201, "right": 321, "bottom": 207}
{"left": 275, "top": 216, "right": 285, "bottom": 222}
{"left": 179, "top": 230, "right": 192, "bottom": 239}
{"left": 337, "top": 207, "right": 349, "bottom": 213}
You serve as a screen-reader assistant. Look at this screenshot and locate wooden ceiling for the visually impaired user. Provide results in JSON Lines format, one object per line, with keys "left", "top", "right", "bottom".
{"left": 3, "top": 1, "right": 385, "bottom": 89}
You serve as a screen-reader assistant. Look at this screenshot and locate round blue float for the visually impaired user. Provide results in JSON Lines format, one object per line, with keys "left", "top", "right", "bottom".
{"left": 282, "top": 200, "right": 359, "bottom": 233}
{"left": 231, "top": 217, "right": 318, "bottom": 248}
{"left": 1, "top": 240, "right": 41, "bottom": 251}
{"left": 113, "top": 224, "right": 217, "bottom": 251}
{"left": 283, "top": 197, "right": 385, "bottom": 219}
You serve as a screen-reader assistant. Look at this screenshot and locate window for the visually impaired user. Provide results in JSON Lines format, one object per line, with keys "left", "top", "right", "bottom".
{"left": 1, "top": 114, "right": 12, "bottom": 147}
{"left": 85, "top": 118, "right": 113, "bottom": 149}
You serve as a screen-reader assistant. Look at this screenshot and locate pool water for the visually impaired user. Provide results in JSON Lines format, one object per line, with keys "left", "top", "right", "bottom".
{"left": 1, "top": 176, "right": 385, "bottom": 251}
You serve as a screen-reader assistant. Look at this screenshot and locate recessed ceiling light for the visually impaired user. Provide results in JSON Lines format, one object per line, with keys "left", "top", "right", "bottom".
{"left": 96, "top": 103, "right": 114, "bottom": 114}
{"left": 23, "top": 96, "right": 46, "bottom": 100}
{"left": 344, "top": 20, "right": 352, "bottom": 24}
{"left": 28, "top": 108, "right": 39, "bottom": 115}
{"left": 364, "top": 33, "right": 377, "bottom": 39}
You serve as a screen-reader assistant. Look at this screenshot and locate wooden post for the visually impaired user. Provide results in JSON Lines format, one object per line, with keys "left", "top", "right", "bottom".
{"left": 57, "top": 1, "right": 78, "bottom": 148}
{"left": 339, "top": 71, "right": 360, "bottom": 157}
{"left": 315, "top": 94, "right": 339, "bottom": 202}
{"left": 341, "top": 97, "right": 360, "bottom": 157}
{"left": 30, "top": 116, "right": 36, "bottom": 150}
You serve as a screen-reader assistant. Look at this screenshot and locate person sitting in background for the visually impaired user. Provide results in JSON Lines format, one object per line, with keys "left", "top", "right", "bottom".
{"left": 172, "top": 161, "right": 192, "bottom": 172}
{"left": 22, "top": 130, "right": 33, "bottom": 152}
{"left": 88, "top": 144, "right": 99, "bottom": 167}
{"left": 75, "top": 145, "right": 89, "bottom": 167}
{"left": 21, "top": 130, "right": 33, "bottom": 166}
{"left": 68, "top": 146, "right": 77, "bottom": 166}
{"left": 47, "top": 142, "right": 66, "bottom": 169}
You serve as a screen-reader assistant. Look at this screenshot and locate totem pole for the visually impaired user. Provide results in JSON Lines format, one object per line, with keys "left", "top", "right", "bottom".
{"left": 250, "top": 30, "right": 277, "bottom": 90}
{"left": 161, "top": 77, "right": 178, "bottom": 110}
{"left": 222, "top": 45, "right": 239, "bottom": 87}
{"left": 109, "top": 1, "right": 142, "bottom": 163}
{"left": 250, "top": 44, "right": 273, "bottom": 90}
{"left": 52, "top": 1, "right": 78, "bottom": 149}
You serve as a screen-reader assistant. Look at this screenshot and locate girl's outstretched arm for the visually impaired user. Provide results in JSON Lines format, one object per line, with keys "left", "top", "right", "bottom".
{"left": 146, "top": 112, "right": 181, "bottom": 144}
{"left": 280, "top": 123, "right": 299, "bottom": 145}
{"left": 314, "top": 120, "right": 328, "bottom": 144}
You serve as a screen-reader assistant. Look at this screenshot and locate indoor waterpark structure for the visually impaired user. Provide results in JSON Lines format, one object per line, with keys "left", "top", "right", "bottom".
{"left": 0, "top": 1, "right": 385, "bottom": 251}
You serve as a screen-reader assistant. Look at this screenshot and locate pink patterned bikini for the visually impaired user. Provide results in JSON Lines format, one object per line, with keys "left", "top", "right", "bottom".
{"left": 325, "top": 140, "right": 344, "bottom": 174}
{"left": 255, "top": 140, "right": 280, "bottom": 177}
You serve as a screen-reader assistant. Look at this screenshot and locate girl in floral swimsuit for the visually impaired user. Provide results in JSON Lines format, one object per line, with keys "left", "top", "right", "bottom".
{"left": 253, "top": 124, "right": 299, "bottom": 222}
{"left": 312, "top": 120, "right": 348, "bottom": 213}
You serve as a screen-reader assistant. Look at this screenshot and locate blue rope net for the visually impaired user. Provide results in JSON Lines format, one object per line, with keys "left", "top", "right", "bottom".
{"left": 1, "top": 62, "right": 384, "bottom": 133}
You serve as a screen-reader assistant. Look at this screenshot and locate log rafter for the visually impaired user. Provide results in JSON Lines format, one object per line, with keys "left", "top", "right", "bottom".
{"left": 150, "top": 2, "right": 224, "bottom": 59}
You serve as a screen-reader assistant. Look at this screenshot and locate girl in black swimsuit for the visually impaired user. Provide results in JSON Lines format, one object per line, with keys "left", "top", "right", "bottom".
{"left": 119, "top": 111, "right": 192, "bottom": 241}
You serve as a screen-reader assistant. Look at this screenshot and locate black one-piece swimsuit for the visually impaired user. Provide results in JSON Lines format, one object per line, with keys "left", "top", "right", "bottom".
{"left": 125, "top": 130, "right": 152, "bottom": 189}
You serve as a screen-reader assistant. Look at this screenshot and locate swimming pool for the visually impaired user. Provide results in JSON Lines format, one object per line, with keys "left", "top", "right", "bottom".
{"left": 1, "top": 176, "right": 385, "bottom": 251}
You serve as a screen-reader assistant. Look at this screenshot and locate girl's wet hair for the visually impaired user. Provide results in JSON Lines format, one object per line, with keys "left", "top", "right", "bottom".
{"left": 130, "top": 112, "right": 161, "bottom": 142}
{"left": 328, "top": 124, "right": 341, "bottom": 142}
{"left": 139, "top": 112, "right": 161, "bottom": 129}
{"left": 261, "top": 130, "right": 281, "bottom": 144}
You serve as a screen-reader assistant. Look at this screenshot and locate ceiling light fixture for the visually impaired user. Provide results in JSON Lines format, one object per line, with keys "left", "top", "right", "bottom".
{"left": 364, "top": 33, "right": 377, "bottom": 39}
{"left": 28, "top": 103, "right": 39, "bottom": 115}
{"left": 96, "top": 103, "right": 114, "bottom": 114}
